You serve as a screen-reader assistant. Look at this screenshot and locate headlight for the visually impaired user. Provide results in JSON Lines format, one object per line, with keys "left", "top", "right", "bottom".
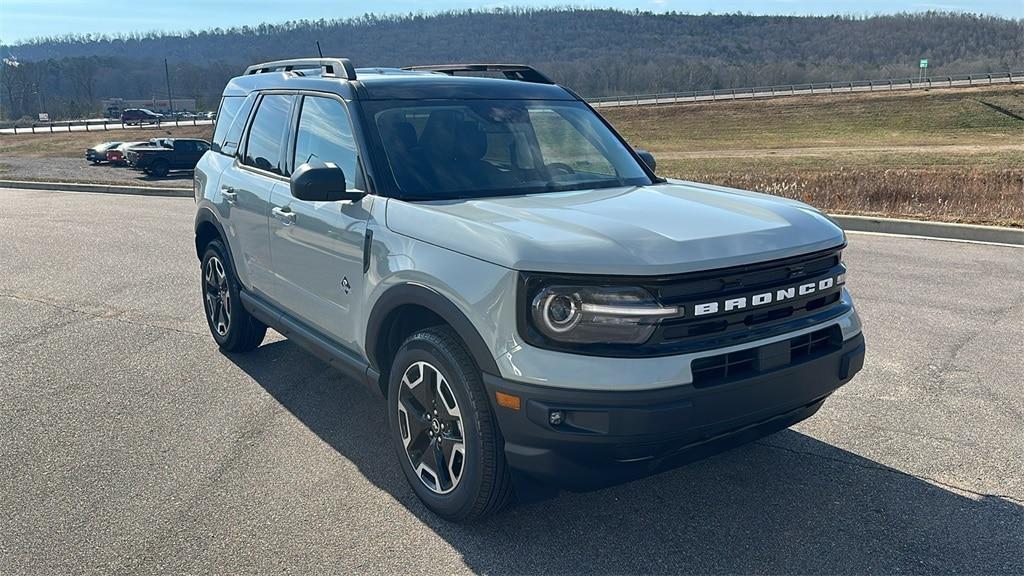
{"left": 527, "top": 284, "right": 679, "bottom": 345}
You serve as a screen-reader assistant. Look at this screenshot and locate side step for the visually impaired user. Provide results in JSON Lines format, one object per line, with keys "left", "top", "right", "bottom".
{"left": 239, "top": 291, "right": 382, "bottom": 393}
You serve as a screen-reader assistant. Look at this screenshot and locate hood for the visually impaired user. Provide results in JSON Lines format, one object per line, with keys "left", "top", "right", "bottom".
{"left": 385, "top": 180, "right": 846, "bottom": 275}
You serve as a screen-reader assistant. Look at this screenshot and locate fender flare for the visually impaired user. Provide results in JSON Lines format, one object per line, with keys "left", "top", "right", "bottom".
{"left": 193, "top": 207, "right": 243, "bottom": 280}
{"left": 365, "top": 283, "right": 501, "bottom": 376}
{"left": 194, "top": 206, "right": 228, "bottom": 257}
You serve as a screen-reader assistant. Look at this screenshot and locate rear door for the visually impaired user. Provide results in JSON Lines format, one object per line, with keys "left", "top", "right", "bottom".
{"left": 268, "top": 94, "right": 371, "bottom": 349}
{"left": 218, "top": 92, "right": 295, "bottom": 295}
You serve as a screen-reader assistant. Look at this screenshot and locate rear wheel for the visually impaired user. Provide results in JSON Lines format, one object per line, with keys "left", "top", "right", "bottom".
{"left": 387, "top": 326, "right": 512, "bottom": 521}
{"left": 200, "top": 240, "right": 266, "bottom": 352}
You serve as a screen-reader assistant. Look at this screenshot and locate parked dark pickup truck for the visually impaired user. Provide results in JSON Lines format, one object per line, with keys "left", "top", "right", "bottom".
{"left": 126, "top": 138, "right": 210, "bottom": 177}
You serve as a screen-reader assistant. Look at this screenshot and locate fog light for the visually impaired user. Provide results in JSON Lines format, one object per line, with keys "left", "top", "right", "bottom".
{"left": 549, "top": 410, "right": 564, "bottom": 426}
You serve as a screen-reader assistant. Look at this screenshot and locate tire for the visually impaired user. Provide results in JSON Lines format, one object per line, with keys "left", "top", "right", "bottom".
{"left": 200, "top": 240, "right": 266, "bottom": 352}
{"left": 150, "top": 160, "right": 169, "bottom": 178}
{"left": 387, "top": 326, "right": 512, "bottom": 521}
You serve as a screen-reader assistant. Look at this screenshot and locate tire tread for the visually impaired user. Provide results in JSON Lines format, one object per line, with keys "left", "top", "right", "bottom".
{"left": 401, "top": 326, "right": 512, "bottom": 521}
{"left": 201, "top": 240, "right": 266, "bottom": 353}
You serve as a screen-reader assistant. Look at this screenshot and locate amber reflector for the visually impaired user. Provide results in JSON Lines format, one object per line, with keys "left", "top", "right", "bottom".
{"left": 494, "top": 391, "right": 521, "bottom": 411}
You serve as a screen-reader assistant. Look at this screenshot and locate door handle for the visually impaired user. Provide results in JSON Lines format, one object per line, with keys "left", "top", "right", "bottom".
{"left": 272, "top": 206, "right": 296, "bottom": 225}
{"left": 221, "top": 186, "right": 237, "bottom": 204}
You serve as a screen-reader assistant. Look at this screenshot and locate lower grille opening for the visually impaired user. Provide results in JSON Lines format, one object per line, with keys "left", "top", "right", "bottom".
{"left": 691, "top": 325, "right": 843, "bottom": 388}
{"left": 791, "top": 325, "right": 842, "bottom": 360}
{"left": 691, "top": 347, "right": 757, "bottom": 384}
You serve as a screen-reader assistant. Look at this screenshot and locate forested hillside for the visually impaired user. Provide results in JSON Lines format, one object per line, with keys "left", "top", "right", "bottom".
{"left": 1, "top": 9, "right": 1021, "bottom": 120}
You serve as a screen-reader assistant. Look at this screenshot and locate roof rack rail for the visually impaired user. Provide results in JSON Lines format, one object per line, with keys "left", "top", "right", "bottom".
{"left": 244, "top": 58, "right": 357, "bottom": 81}
{"left": 401, "top": 64, "right": 554, "bottom": 85}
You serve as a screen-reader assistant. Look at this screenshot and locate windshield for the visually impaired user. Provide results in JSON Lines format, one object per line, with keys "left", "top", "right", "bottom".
{"left": 368, "top": 99, "right": 652, "bottom": 200}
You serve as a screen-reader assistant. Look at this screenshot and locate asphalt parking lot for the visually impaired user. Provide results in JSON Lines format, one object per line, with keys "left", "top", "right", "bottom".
{"left": 1, "top": 188, "right": 1021, "bottom": 575}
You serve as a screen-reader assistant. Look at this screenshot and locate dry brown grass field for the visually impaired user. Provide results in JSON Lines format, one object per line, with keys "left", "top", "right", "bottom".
{"left": 602, "top": 84, "right": 1024, "bottom": 227}
{"left": 2, "top": 86, "right": 1022, "bottom": 226}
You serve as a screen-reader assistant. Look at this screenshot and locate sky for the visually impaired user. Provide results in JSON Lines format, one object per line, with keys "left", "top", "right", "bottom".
{"left": 1, "top": 0, "right": 1021, "bottom": 43}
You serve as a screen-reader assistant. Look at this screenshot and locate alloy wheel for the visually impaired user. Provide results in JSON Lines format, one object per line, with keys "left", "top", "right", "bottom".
{"left": 204, "top": 256, "right": 231, "bottom": 337}
{"left": 396, "top": 361, "right": 467, "bottom": 494}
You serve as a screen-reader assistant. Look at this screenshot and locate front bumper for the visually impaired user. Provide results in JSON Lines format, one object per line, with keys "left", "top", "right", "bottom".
{"left": 484, "top": 331, "right": 864, "bottom": 491}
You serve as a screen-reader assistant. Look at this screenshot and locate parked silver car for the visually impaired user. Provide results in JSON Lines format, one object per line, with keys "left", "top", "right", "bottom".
{"left": 194, "top": 58, "right": 865, "bottom": 521}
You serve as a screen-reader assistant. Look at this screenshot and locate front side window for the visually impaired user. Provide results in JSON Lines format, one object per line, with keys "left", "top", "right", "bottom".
{"left": 293, "top": 96, "right": 364, "bottom": 190}
{"left": 243, "top": 94, "right": 294, "bottom": 175}
{"left": 369, "top": 99, "right": 651, "bottom": 200}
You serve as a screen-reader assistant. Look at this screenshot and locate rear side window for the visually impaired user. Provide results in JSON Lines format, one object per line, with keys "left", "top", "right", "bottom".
{"left": 243, "top": 94, "right": 294, "bottom": 175}
{"left": 293, "top": 96, "right": 364, "bottom": 190}
{"left": 212, "top": 94, "right": 256, "bottom": 156}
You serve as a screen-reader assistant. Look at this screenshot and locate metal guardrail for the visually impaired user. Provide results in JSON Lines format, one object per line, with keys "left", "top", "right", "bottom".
{"left": 3, "top": 70, "right": 1020, "bottom": 132}
{"left": 589, "top": 70, "right": 1024, "bottom": 108}
{"left": 1, "top": 117, "right": 214, "bottom": 135}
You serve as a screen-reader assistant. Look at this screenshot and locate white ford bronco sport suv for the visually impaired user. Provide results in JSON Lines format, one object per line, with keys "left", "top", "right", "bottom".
{"left": 194, "top": 58, "right": 865, "bottom": 521}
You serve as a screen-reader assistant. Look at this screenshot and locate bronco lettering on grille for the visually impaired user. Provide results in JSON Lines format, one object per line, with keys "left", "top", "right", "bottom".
{"left": 690, "top": 273, "right": 845, "bottom": 317}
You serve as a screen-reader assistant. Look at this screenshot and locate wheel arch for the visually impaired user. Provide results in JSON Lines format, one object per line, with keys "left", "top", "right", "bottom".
{"left": 194, "top": 207, "right": 228, "bottom": 260}
{"left": 366, "top": 283, "right": 501, "bottom": 395}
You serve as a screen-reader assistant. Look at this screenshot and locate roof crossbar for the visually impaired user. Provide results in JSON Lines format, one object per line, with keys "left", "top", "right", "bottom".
{"left": 244, "top": 58, "right": 357, "bottom": 81}
{"left": 401, "top": 64, "right": 554, "bottom": 85}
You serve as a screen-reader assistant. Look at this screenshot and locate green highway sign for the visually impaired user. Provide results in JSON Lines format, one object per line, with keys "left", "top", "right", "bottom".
{"left": 920, "top": 59, "right": 929, "bottom": 68}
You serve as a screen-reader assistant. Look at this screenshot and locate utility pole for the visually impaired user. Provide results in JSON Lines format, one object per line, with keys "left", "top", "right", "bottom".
{"left": 164, "top": 58, "right": 174, "bottom": 116}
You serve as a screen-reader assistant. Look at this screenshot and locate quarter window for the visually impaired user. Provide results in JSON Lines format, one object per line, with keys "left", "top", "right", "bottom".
{"left": 243, "top": 94, "right": 294, "bottom": 175}
{"left": 214, "top": 93, "right": 256, "bottom": 156}
{"left": 211, "top": 97, "right": 242, "bottom": 153}
{"left": 293, "top": 96, "right": 364, "bottom": 190}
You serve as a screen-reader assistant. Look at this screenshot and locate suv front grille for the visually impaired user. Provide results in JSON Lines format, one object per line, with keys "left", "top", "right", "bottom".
{"left": 639, "top": 246, "right": 849, "bottom": 355}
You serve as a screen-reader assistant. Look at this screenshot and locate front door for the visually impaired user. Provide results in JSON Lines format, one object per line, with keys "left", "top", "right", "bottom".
{"left": 269, "top": 94, "right": 370, "bottom": 350}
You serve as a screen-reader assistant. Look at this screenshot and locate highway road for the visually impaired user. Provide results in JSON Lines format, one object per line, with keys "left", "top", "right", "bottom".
{"left": 1, "top": 188, "right": 1021, "bottom": 574}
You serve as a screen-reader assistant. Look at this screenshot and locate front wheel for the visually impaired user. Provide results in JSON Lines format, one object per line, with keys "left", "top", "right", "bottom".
{"left": 149, "top": 160, "right": 169, "bottom": 178}
{"left": 200, "top": 240, "right": 266, "bottom": 352}
{"left": 387, "top": 326, "right": 512, "bottom": 521}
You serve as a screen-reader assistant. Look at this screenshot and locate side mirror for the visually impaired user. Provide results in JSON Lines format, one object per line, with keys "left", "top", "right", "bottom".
{"left": 290, "top": 162, "right": 364, "bottom": 202}
{"left": 635, "top": 149, "right": 656, "bottom": 173}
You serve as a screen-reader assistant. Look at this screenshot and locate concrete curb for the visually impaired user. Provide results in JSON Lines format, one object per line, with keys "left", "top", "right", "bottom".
{"left": 0, "top": 179, "right": 191, "bottom": 198}
{"left": 832, "top": 215, "right": 1024, "bottom": 246}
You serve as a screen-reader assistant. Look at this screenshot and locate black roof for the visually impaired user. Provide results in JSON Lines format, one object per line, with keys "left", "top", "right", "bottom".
{"left": 223, "top": 66, "right": 574, "bottom": 101}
